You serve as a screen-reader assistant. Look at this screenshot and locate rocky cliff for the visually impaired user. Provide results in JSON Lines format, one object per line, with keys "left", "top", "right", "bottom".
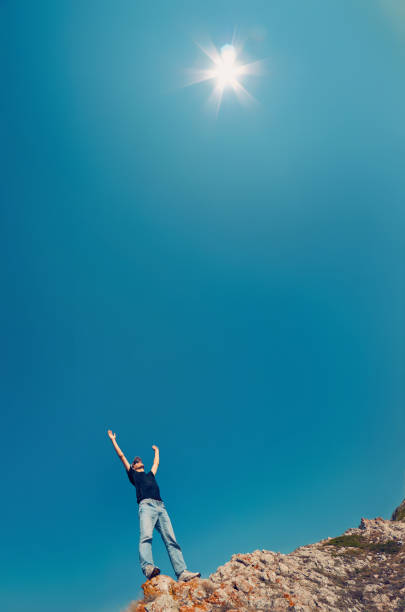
{"left": 392, "top": 499, "right": 405, "bottom": 523}
{"left": 126, "top": 499, "right": 405, "bottom": 611}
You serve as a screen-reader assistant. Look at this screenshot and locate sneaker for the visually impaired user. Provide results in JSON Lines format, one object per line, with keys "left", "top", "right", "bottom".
{"left": 178, "top": 570, "right": 201, "bottom": 582}
{"left": 144, "top": 565, "right": 161, "bottom": 579}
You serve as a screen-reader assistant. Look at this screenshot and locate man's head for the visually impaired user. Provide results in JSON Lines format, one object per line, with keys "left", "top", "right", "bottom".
{"left": 132, "top": 456, "right": 144, "bottom": 471}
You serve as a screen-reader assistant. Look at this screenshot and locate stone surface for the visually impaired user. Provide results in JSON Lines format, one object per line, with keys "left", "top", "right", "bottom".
{"left": 392, "top": 499, "right": 405, "bottom": 523}
{"left": 125, "top": 499, "right": 405, "bottom": 611}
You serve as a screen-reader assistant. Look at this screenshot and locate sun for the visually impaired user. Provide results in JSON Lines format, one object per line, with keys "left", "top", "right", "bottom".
{"left": 214, "top": 44, "right": 240, "bottom": 89}
{"left": 185, "top": 39, "right": 265, "bottom": 114}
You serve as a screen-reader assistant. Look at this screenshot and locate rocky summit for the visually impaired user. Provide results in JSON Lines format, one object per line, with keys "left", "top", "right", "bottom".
{"left": 126, "top": 499, "right": 405, "bottom": 611}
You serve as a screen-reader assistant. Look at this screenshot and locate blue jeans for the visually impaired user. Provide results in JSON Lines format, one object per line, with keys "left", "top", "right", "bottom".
{"left": 138, "top": 498, "right": 187, "bottom": 578}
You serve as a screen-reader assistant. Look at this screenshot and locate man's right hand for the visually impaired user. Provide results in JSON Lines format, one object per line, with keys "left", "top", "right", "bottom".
{"left": 108, "top": 430, "right": 130, "bottom": 471}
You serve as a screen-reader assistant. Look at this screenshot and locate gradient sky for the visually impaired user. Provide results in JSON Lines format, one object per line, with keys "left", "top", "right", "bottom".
{"left": 1, "top": 1, "right": 404, "bottom": 611}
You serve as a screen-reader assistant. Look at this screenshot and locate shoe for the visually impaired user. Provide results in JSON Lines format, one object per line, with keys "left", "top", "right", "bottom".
{"left": 178, "top": 570, "right": 201, "bottom": 582}
{"left": 144, "top": 565, "right": 161, "bottom": 579}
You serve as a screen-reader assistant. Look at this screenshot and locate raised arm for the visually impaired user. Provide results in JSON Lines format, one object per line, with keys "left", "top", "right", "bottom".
{"left": 108, "top": 430, "right": 130, "bottom": 471}
{"left": 151, "top": 445, "right": 159, "bottom": 475}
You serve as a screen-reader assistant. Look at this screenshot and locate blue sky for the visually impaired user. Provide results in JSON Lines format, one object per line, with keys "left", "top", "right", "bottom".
{"left": 1, "top": 1, "right": 404, "bottom": 611}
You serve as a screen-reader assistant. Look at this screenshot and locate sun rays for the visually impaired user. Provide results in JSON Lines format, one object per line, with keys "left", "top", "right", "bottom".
{"left": 185, "top": 38, "right": 265, "bottom": 114}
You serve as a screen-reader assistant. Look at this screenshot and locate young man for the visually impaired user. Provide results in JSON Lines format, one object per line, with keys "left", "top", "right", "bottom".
{"left": 107, "top": 430, "right": 201, "bottom": 582}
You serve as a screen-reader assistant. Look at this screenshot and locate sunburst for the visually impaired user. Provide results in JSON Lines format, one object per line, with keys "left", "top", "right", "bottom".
{"left": 185, "top": 39, "right": 265, "bottom": 114}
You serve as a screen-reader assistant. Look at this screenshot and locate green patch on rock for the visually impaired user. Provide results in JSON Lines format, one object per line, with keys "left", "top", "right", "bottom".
{"left": 393, "top": 507, "right": 405, "bottom": 522}
{"left": 391, "top": 499, "right": 405, "bottom": 522}
{"left": 323, "top": 535, "right": 401, "bottom": 554}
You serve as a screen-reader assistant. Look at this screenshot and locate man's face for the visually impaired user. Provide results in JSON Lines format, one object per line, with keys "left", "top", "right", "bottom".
{"left": 132, "top": 458, "right": 144, "bottom": 470}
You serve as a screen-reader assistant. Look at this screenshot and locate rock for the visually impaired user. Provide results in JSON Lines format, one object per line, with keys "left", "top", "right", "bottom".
{"left": 391, "top": 498, "right": 405, "bottom": 522}
{"left": 125, "top": 501, "right": 405, "bottom": 611}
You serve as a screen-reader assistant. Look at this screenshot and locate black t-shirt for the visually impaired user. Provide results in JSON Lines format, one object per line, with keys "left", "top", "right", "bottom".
{"left": 126, "top": 468, "right": 163, "bottom": 504}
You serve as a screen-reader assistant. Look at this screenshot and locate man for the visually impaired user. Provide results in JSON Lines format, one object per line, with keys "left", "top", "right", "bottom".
{"left": 107, "top": 430, "right": 201, "bottom": 582}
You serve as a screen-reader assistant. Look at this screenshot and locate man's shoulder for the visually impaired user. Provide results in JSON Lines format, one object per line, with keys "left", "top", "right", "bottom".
{"left": 126, "top": 467, "right": 136, "bottom": 481}
{"left": 128, "top": 468, "right": 148, "bottom": 478}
